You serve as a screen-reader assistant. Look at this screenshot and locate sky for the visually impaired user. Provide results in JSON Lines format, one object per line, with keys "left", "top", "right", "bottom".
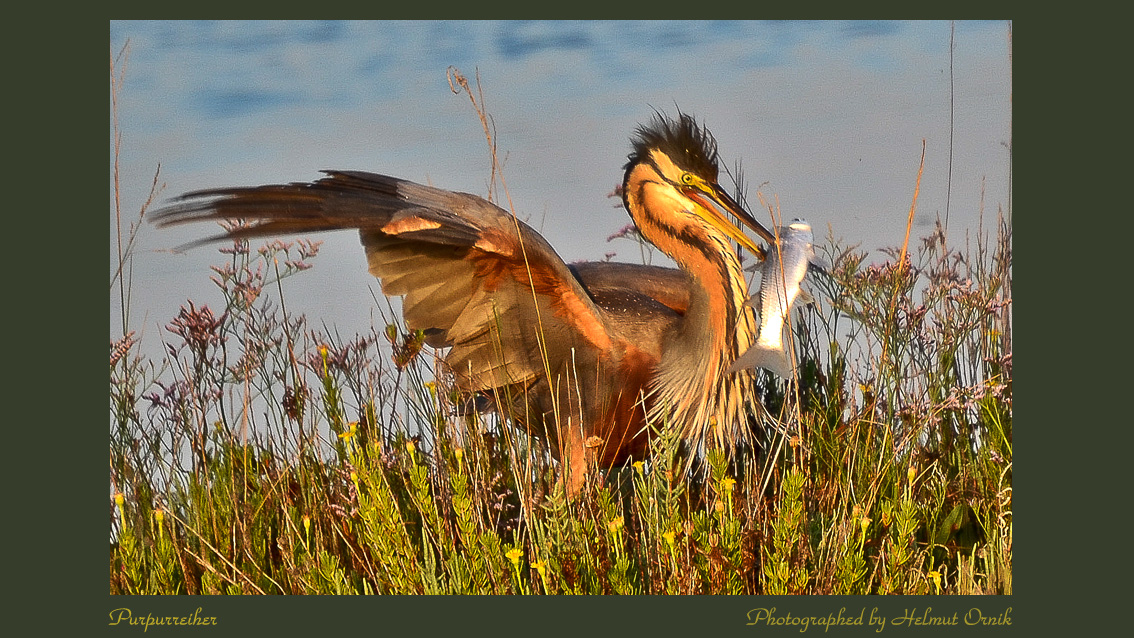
{"left": 110, "top": 20, "right": 1011, "bottom": 361}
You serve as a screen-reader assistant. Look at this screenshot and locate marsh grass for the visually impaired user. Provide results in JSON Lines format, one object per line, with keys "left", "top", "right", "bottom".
{"left": 110, "top": 63, "right": 1011, "bottom": 595}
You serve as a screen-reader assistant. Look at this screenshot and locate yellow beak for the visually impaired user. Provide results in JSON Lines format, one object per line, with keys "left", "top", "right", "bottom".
{"left": 684, "top": 181, "right": 775, "bottom": 260}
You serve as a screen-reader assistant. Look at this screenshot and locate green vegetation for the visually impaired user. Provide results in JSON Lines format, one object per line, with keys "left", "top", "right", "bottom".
{"left": 110, "top": 53, "right": 1010, "bottom": 595}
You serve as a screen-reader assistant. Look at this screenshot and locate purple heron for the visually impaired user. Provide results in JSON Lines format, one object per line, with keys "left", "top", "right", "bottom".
{"left": 154, "top": 112, "right": 777, "bottom": 495}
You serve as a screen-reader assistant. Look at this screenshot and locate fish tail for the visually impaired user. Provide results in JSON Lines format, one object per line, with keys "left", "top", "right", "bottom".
{"left": 728, "top": 342, "right": 794, "bottom": 378}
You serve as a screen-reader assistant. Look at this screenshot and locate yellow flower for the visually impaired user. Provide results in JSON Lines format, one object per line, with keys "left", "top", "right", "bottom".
{"left": 928, "top": 569, "right": 942, "bottom": 594}
{"left": 720, "top": 477, "right": 736, "bottom": 492}
{"left": 339, "top": 421, "right": 358, "bottom": 440}
{"left": 633, "top": 461, "right": 644, "bottom": 473}
{"left": 662, "top": 531, "right": 675, "bottom": 548}
{"left": 406, "top": 440, "right": 416, "bottom": 455}
{"left": 153, "top": 508, "right": 164, "bottom": 525}
{"left": 506, "top": 547, "right": 523, "bottom": 565}
{"left": 532, "top": 561, "right": 546, "bottom": 578}
{"left": 302, "top": 515, "right": 311, "bottom": 535}
{"left": 113, "top": 492, "right": 124, "bottom": 508}
{"left": 859, "top": 515, "right": 872, "bottom": 536}
{"left": 607, "top": 516, "right": 624, "bottom": 533}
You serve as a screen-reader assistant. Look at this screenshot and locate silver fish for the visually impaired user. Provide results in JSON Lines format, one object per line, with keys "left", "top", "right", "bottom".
{"left": 730, "top": 219, "right": 818, "bottom": 378}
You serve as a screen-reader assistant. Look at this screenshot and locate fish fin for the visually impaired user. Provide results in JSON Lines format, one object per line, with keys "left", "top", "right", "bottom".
{"left": 728, "top": 342, "right": 793, "bottom": 378}
{"left": 808, "top": 257, "right": 831, "bottom": 275}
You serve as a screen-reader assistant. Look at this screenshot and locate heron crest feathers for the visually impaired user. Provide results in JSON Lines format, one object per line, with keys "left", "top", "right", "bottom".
{"left": 626, "top": 112, "right": 720, "bottom": 182}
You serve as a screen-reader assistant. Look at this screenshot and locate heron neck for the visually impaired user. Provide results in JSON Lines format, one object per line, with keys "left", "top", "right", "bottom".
{"left": 621, "top": 163, "right": 757, "bottom": 447}
{"left": 666, "top": 235, "right": 755, "bottom": 378}
{"left": 649, "top": 224, "right": 758, "bottom": 447}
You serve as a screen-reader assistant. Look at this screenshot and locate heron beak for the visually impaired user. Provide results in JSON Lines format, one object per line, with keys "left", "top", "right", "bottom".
{"left": 685, "top": 181, "right": 776, "bottom": 260}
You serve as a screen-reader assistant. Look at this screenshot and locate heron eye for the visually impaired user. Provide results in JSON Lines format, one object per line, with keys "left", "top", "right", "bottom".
{"left": 680, "top": 173, "right": 695, "bottom": 186}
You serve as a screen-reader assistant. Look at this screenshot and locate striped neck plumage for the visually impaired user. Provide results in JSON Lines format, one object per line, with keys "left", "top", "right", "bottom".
{"left": 650, "top": 231, "right": 758, "bottom": 457}
{"left": 622, "top": 159, "right": 758, "bottom": 456}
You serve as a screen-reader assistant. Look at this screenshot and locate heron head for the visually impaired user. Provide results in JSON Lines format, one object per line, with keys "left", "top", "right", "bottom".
{"left": 622, "top": 112, "right": 775, "bottom": 259}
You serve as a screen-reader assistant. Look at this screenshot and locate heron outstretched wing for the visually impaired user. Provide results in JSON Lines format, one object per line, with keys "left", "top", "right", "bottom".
{"left": 154, "top": 170, "right": 644, "bottom": 396}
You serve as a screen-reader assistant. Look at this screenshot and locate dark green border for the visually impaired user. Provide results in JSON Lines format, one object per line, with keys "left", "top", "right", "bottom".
{"left": 12, "top": 15, "right": 1104, "bottom": 636}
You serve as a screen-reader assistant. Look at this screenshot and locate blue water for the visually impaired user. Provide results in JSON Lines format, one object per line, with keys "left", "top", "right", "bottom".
{"left": 111, "top": 20, "right": 1011, "bottom": 358}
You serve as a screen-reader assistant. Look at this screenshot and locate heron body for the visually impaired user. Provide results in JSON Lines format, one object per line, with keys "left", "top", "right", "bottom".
{"left": 155, "top": 113, "right": 776, "bottom": 495}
